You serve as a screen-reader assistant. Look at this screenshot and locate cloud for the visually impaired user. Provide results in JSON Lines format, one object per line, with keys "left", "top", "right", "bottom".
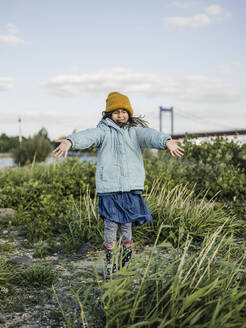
{"left": 42, "top": 68, "right": 163, "bottom": 97}
{"left": 204, "top": 4, "right": 231, "bottom": 18}
{"left": 177, "top": 76, "right": 243, "bottom": 104}
{"left": 0, "top": 111, "right": 97, "bottom": 139}
{"left": 0, "top": 77, "right": 13, "bottom": 91}
{"left": 217, "top": 64, "right": 231, "bottom": 75}
{"left": 217, "top": 61, "right": 245, "bottom": 75}
{"left": 164, "top": 4, "right": 231, "bottom": 30}
{"left": 0, "top": 24, "right": 25, "bottom": 45}
{"left": 164, "top": 13, "right": 210, "bottom": 29}
{"left": 42, "top": 67, "right": 245, "bottom": 104}
{"left": 168, "top": 1, "right": 201, "bottom": 9}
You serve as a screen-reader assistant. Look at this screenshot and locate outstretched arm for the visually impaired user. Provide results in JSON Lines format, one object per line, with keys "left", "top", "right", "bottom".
{"left": 135, "top": 126, "right": 184, "bottom": 157}
{"left": 53, "top": 127, "right": 105, "bottom": 158}
{"left": 135, "top": 126, "right": 172, "bottom": 150}
{"left": 165, "top": 139, "right": 184, "bottom": 157}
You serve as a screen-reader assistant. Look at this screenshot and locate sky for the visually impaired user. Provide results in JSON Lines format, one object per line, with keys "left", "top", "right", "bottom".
{"left": 0, "top": 0, "right": 245, "bottom": 140}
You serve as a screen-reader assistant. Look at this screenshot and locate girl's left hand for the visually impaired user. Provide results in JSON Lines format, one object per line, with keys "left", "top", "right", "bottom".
{"left": 165, "top": 139, "right": 184, "bottom": 157}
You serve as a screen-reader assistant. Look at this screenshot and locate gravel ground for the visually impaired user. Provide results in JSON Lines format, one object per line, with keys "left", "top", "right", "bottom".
{"left": 0, "top": 230, "right": 106, "bottom": 328}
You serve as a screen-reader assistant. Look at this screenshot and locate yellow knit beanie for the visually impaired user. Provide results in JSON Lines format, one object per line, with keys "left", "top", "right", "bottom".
{"left": 105, "top": 92, "right": 133, "bottom": 117}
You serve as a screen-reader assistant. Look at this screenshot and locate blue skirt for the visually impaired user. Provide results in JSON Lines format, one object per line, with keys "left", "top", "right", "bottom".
{"left": 98, "top": 191, "right": 153, "bottom": 227}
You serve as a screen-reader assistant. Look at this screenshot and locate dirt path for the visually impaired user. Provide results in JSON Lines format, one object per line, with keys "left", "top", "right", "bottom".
{"left": 0, "top": 232, "right": 106, "bottom": 328}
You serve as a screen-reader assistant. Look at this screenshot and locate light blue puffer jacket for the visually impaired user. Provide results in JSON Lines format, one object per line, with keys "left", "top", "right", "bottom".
{"left": 67, "top": 118, "right": 171, "bottom": 193}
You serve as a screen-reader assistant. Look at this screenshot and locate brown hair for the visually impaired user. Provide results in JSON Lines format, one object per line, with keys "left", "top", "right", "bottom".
{"left": 100, "top": 110, "right": 149, "bottom": 128}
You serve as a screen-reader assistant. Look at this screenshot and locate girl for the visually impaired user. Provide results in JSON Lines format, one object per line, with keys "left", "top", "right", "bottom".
{"left": 53, "top": 91, "right": 184, "bottom": 279}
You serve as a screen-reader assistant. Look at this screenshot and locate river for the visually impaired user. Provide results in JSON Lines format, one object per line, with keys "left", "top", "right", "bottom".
{"left": 0, "top": 152, "right": 97, "bottom": 169}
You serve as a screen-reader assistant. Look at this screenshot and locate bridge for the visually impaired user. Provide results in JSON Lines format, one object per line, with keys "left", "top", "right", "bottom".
{"left": 159, "top": 106, "right": 246, "bottom": 140}
{"left": 172, "top": 129, "right": 246, "bottom": 139}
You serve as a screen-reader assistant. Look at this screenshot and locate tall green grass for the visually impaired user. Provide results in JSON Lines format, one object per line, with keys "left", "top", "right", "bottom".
{"left": 140, "top": 180, "right": 245, "bottom": 246}
{"left": 1, "top": 164, "right": 244, "bottom": 255}
{"left": 54, "top": 225, "right": 246, "bottom": 327}
{"left": 1, "top": 138, "right": 245, "bottom": 326}
{"left": 51, "top": 182, "right": 246, "bottom": 327}
{"left": 96, "top": 228, "right": 246, "bottom": 328}
{"left": 40, "top": 182, "right": 244, "bottom": 256}
{"left": 0, "top": 142, "right": 245, "bottom": 253}
{"left": 0, "top": 257, "right": 12, "bottom": 293}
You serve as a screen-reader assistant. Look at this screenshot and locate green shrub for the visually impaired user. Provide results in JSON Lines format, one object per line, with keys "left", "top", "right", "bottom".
{"left": 0, "top": 136, "right": 245, "bottom": 254}
{"left": 142, "top": 182, "right": 245, "bottom": 244}
{"left": 144, "top": 135, "right": 246, "bottom": 221}
{"left": 11, "top": 134, "right": 52, "bottom": 166}
{"left": 0, "top": 133, "right": 20, "bottom": 153}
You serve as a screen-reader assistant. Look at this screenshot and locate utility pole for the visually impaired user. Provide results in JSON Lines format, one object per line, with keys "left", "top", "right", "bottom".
{"left": 18, "top": 118, "right": 22, "bottom": 143}
{"left": 159, "top": 106, "right": 174, "bottom": 136}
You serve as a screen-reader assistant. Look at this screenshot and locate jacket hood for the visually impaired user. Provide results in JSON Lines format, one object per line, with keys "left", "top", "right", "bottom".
{"left": 97, "top": 118, "right": 129, "bottom": 133}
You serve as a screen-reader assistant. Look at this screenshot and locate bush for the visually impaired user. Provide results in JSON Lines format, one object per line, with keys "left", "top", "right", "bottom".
{"left": 0, "top": 133, "right": 20, "bottom": 153}
{"left": 0, "top": 135, "right": 245, "bottom": 253}
{"left": 11, "top": 134, "right": 52, "bottom": 166}
{"left": 144, "top": 135, "right": 246, "bottom": 221}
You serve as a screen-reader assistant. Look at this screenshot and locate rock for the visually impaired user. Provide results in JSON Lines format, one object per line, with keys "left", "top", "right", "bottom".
{"left": 9, "top": 230, "right": 21, "bottom": 237}
{"left": 76, "top": 242, "right": 91, "bottom": 255}
{"left": 0, "top": 208, "right": 17, "bottom": 220}
{"left": 8, "top": 255, "right": 34, "bottom": 267}
{"left": 96, "top": 262, "right": 104, "bottom": 275}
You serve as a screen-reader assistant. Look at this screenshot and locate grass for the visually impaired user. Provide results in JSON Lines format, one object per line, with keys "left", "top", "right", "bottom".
{"left": 0, "top": 242, "right": 16, "bottom": 253}
{"left": 0, "top": 149, "right": 245, "bottom": 255}
{"left": 0, "top": 257, "right": 13, "bottom": 292}
{"left": 49, "top": 183, "right": 246, "bottom": 327}
{"left": 11, "top": 263, "right": 58, "bottom": 288}
{"left": 57, "top": 228, "right": 245, "bottom": 328}
{"left": 0, "top": 146, "right": 245, "bottom": 326}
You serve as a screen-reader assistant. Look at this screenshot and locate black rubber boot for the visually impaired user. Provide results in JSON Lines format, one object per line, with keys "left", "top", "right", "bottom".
{"left": 105, "top": 248, "right": 117, "bottom": 280}
{"left": 119, "top": 245, "right": 133, "bottom": 269}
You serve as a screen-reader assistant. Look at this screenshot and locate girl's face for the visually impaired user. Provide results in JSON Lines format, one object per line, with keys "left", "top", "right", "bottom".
{"left": 111, "top": 109, "right": 129, "bottom": 126}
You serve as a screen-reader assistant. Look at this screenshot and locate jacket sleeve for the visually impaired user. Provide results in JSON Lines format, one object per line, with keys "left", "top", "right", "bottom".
{"left": 134, "top": 127, "right": 172, "bottom": 150}
{"left": 66, "top": 127, "right": 105, "bottom": 150}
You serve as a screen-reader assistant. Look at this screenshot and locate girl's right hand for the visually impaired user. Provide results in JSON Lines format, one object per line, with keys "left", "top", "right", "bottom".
{"left": 165, "top": 139, "right": 184, "bottom": 157}
{"left": 53, "top": 139, "right": 72, "bottom": 158}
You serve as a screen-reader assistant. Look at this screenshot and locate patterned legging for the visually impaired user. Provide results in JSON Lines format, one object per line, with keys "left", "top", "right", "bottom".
{"left": 104, "top": 218, "right": 132, "bottom": 246}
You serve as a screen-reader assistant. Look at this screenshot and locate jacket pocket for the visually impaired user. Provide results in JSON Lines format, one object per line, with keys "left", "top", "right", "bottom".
{"left": 101, "top": 165, "right": 120, "bottom": 183}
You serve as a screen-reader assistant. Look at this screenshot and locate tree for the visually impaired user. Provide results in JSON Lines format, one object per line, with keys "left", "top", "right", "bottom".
{"left": 0, "top": 134, "right": 20, "bottom": 153}
{"left": 12, "top": 134, "right": 52, "bottom": 166}
{"left": 38, "top": 127, "right": 49, "bottom": 140}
